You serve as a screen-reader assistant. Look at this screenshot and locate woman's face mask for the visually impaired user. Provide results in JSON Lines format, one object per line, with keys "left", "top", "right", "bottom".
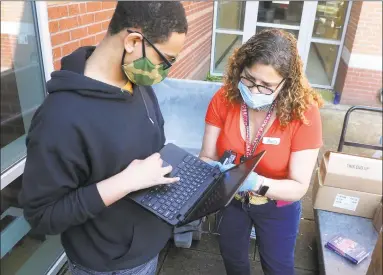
{"left": 238, "top": 69, "right": 285, "bottom": 110}
{"left": 238, "top": 81, "right": 275, "bottom": 109}
{"left": 122, "top": 30, "right": 174, "bottom": 86}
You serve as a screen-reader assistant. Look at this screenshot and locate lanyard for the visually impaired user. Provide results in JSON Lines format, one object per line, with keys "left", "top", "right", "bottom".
{"left": 241, "top": 101, "right": 276, "bottom": 158}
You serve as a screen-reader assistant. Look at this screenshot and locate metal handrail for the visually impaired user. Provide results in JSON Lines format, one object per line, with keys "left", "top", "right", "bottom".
{"left": 337, "top": 105, "right": 383, "bottom": 152}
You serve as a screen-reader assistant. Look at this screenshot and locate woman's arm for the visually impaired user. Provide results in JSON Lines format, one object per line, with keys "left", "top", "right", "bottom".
{"left": 257, "top": 148, "right": 320, "bottom": 201}
{"left": 199, "top": 124, "right": 221, "bottom": 162}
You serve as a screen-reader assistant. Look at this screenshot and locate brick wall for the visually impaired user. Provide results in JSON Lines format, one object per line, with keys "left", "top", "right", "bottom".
{"left": 47, "top": 1, "right": 214, "bottom": 80}
{"left": 345, "top": 1, "right": 382, "bottom": 56}
{"left": 47, "top": 1, "right": 116, "bottom": 70}
{"left": 168, "top": 1, "right": 214, "bottom": 80}
{"left": 337, "top": 1, "right": 382, "bottom": 106}
{"left": 344, "top": 1, "right": 362, "bottom": 54}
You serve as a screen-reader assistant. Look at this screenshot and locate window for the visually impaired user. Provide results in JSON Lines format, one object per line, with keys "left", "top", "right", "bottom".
{"left": 257, "top": 1, "right": 303, "bottom": 26}
{"left": 1, "top": 2, "right": 64, "bottom": 275}
{"left": 1, "top": 1, "right": 46, "bottom": 173}
{"left": 305, "top": 1, "right": 350, "bottom": 87}
{"left": 211, "top": 1, "right": 246, "bottom": 74}
{"left": 210, "top": 1, "right": 351, "bottom": 89}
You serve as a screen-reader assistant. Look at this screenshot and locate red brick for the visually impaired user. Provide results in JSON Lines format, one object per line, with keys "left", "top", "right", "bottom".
{"left": 80, "top": 3, "right": 87, "bottom": 14}
{"left": 68, "top": 4, "right": 80, "bottom": 16}
{"left": 95, "top": 10, "right": 114, "bottom": 22}
{"left": 59, "top": 17, "right": 78, "bottom": 31}
{"left": 54, "top": 60, "right": 61, "bottom": 70}
{"left": 80, "top": 36, "right": 96, "bottom": 46}
{"left": 71, "top": 27, "right": 88, "bottom": 40}
{"left": 86, "top": 2, "right": 102, "bottom": 12}
{"left": 78, "top": 14, "right": 95, "bottom": 26}
{"left": 102, "top": 21, "right": 110, "bottom": 31}
{"left": 51, "top": 31, "right": 70, "bottom": 46}
{"left": 102, "top": 1, "right": 117, "bottom": 10}
{"left": 88, "top": 23, "right": 102, "bottom": 35}
{"left": 49, "top": 21, "right": 59, "bottom": 33}
{"left": 48, "top": 6, "right": 68, "bottom": 20}
{"left": 52, "top": 47, "right": 62, "bottom": 60}
{"left": 62, "top": 41, "right": 80, "bottom": 56}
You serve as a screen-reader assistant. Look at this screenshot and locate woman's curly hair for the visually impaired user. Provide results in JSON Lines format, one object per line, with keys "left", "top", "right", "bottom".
{"left": 223, "top": 29, "right": 323, "bottom": 127}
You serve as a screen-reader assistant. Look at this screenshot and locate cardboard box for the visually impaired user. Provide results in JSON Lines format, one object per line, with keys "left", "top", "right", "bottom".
{"left": 373, "top": 203, "right": 382, "bottom": 232}
{"left": 320, "top": 151, "right": 382, "bottom": 194}
{"left": 367, "top": 229, "right": 382, "bottom": 275}
{"left": 313, "top": 169, "right": 382, "bottom": 218}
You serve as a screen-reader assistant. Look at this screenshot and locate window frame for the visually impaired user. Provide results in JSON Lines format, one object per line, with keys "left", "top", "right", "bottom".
{"left": 1, "top": 1, "right": 53, "bottom": 188}
{"left": 210, "top": 1, "right": 353, "bottom": 90}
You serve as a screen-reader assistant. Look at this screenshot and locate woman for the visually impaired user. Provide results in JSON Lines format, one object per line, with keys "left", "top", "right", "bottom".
{"left": 199, "top": 29, "right": 323, "bottom": 275}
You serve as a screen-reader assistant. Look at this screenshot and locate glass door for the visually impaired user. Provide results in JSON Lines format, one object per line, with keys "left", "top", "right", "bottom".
{"left": 255, "top": 1, "right": 303, "bottom": 38}
{"left": 211, "top": 1, "right": 351, "bottom": 89}
{"left": 304, "top": 1, "right": 351, "bottom": 88}
{"left": 210, "top": 1, "right": 247, "bottom": 74}
{"left": 210, "top": 1, "right": 316, "bottom": 75}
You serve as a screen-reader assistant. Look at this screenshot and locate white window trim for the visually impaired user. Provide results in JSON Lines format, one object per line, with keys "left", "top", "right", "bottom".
{"left": 209, "top": 1, "right": 219, "bottom": 76}
{"left": 1, "top": 2, "right": 54, "bottom": 189}
{"left": 215, "top": 29, "right": 243, "bottom": 35}
{"left": 310, "top": 37, "right": 342, "bottom": 46}
{"left": 256, "top": 22, "right": 300, "bottom": 30}
{"left": 242, "top": 1, "right": 259, "bottom": 42}
{"left": 1, "top": 159, "right": 26, "bottom": 190}
{"left": 47, "top": 253, "right": 67, "bottom": 275}
{"left": 35, "top": 1, "right": 54, "bottom": 82}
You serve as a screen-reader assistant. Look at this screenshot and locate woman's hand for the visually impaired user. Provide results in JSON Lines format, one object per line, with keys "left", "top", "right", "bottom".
{"left": 238, "top": 172, "right": 263, "bottom": 193}
{"left": 261, "top": 148, "right": 320, "bottom": 201}
{"left": 206, "top": 160, "right": 235, "bottom": 171}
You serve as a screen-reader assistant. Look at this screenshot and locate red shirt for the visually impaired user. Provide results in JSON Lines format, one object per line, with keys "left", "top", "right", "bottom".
{"left": 205, "top": 87, "right": 323, "bottom": 183}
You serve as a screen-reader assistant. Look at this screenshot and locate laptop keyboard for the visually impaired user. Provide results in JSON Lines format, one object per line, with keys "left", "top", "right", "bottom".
{"left": 141, "top": 155, "right": 218, "bottom": 221}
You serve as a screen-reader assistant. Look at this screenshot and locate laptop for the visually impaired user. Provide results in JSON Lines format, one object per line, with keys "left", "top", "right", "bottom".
{"left": 129, "top": 143, "right": 265, "bottom": 226}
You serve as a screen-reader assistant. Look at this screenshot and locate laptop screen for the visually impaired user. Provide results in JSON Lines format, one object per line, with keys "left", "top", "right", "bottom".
{"left": 186, "top": 151, "right": 265, "bottom": 222}
{"left": 215, "top": 151, "right": 266, "bottom": 206}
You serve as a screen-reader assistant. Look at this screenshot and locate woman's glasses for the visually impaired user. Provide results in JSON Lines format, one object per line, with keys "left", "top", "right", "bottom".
{"left": 127, "top": 30, "right": 176, "bottom": 70}
{"left": 240, "top": 77, "right": 285, "bottom": 95}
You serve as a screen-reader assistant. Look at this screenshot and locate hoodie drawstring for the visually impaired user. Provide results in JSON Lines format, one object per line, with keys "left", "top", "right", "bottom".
{"left": 138, "top": 87, "right": 155, "bottom": 125}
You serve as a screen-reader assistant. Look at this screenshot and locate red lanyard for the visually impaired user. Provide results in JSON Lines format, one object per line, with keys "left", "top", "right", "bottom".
{"left": 241, "top": 101, "right": 276, "bottom": 158}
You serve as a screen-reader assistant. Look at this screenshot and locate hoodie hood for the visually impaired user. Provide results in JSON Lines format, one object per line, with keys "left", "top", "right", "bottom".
{"left": 47, "top": 47, "right": 129, "bottom": 100}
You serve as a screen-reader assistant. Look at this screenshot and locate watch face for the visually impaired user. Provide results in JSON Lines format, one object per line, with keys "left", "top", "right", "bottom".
{"left": 258, "top": 186, "right": 269, "bottom": 196}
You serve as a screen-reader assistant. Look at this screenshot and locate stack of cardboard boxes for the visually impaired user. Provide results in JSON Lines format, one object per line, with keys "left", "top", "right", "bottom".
{"left": 313, "top": 151, "right": 382, "bottom": 272}
{"left": 313, "top": 151, "right": 382, "bottom": 220}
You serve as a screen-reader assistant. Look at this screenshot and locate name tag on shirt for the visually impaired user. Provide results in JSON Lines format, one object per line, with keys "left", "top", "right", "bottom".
{"left": 262, "top": 137, "right": 280, "bottom": 145}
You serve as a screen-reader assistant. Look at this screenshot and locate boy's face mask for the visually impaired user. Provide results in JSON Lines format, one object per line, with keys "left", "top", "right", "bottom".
{"left": 122, "top": 56, "right": 169, "bottom": 86}
{"left": 122, "top": 30, "right": 173, "bottom": 86}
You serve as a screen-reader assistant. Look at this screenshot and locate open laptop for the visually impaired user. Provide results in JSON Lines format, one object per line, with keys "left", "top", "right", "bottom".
{"left": 129, "top": 143, "right": 265, "bottom": 226}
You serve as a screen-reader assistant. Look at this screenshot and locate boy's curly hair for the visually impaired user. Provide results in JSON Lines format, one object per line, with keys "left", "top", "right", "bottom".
{"left": 223, "top": 29, "right": 323, "bottom": 127}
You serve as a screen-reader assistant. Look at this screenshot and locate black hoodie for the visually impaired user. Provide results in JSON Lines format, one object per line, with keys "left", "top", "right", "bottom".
{"left": 19, "top": 47, "right": 172, "bottom": 271}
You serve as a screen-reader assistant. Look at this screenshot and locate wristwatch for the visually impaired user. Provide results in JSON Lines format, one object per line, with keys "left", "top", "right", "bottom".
{"left": 255, "top": 176, "right": 269, "bottom": 196}
{"left": 256, "top": 185, "right": 269, "bottom": 196}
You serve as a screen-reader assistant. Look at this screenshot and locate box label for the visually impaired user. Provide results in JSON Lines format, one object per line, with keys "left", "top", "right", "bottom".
{"left": 333, "top": 194, "right": 360, "bottom": 211}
